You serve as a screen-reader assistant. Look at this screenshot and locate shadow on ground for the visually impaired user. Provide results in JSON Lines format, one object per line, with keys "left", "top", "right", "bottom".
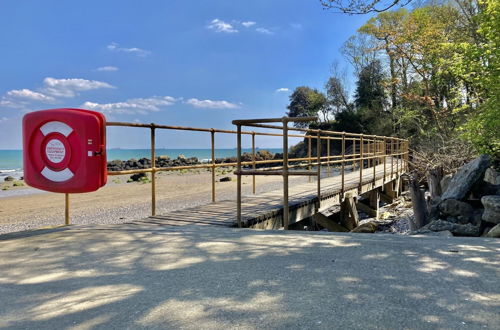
{"left": 0, "top": 224, "right": 499, "bottom": 329}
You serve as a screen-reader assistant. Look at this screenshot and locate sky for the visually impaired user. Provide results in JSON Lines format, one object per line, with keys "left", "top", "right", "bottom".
{"left": 0, "top": 0, "right": 372, "bottom": 150}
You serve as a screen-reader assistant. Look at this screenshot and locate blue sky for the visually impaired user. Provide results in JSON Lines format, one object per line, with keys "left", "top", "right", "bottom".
{"left": 0, "top": 0, "right": 371, "bottom": 149}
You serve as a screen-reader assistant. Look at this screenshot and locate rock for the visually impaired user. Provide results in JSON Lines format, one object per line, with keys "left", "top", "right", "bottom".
{"left": 484, "top": 168, "right": 500, "bottom": 185}
{"left": 158, "top": 155, "right": 170, "bottom": 161}
{"left": 440, "top": 174, "right": 452, "bottom": 194}
{"left": 486, "top": 223, "right": 500, "bottom": 238}
{"left": 425, "top": 219, "right": 480, "bottom": 237}
{"left": 481, "top": 195, "right": 500, "bottom": 224}
{"left": 438, "top": 199, "right": 473, "bottom": 222}
{"left": 351, "top": 222, "right": 378, "bottom": 233}
{"left": 441, "top": 155, "right": 490, "bottom": 201}
{"left": 4, "top": 176, "right": 14, "bottom": 182}
{"left": 219, "top": 176, "right": 232, "bottom": 182}
{"left": 129, "top": 172, "right": 147, "bottom": 182}
{"left": 178, "top": 154, "right": 186, "bottom": 160}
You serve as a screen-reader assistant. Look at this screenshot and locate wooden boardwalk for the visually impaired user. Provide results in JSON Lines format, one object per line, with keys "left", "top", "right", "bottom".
{"left": 132, "top": 159, "right": 405, "bottom": 229}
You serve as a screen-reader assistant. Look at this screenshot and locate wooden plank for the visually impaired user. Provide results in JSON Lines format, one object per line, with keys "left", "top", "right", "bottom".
{"left": 143, "top": 158, "right": 403, "bottom": 228}
{"left": 313, "top": 213, "right": 349, "bottom": 232}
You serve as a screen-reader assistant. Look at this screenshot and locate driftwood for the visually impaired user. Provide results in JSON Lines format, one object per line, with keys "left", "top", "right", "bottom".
{"left": 409, "top": 178, "right": 429, "bottom": 230}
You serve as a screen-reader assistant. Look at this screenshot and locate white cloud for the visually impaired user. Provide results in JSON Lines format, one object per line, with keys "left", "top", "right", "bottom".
{"left": 185, "top": 98, "right": 240, "bottom": 109}
{"left": 81, "top": 96, "right": 176, "bottom": 115}
{"left": 275, "top": 88, "right": 290, "bottom": 93}
{"left": 242, "top": 21, "right": 256, "bottom": 28}
{"left": 6, "top": 89, "right": 55, "bottom": 102}
{"left": 107, "top": 42, "right": 151, "bottom": 57}
{"left": 207, "top": 19, "right": 238, "bottom": 33}
{"left": 290, "top": 23, "right": 303, "bottom": 30}
{"left": 43, "top": 77, "right": 115, "bottom": 98}
{"left": 96, "top": 66, "right": 119, "bottom": 72}
{"left": 256, "top": 27, "right": 273, "bottom": 35}
{"left": 0, "top": 116, "right": 8, "bottom": 122}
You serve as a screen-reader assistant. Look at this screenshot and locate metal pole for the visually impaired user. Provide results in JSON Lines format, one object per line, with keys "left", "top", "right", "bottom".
{"left": 396, "top": 139, "right": 399, "bottom": 175}
{"left": 65, "top": 193, "right": 69, "bottom": 225}
{"left": 360, "top": 135, "right": 364, "bottom": 188}
{"left": 383, "top": 138, "right": 387, "bottom": 183}
{"left": 150, "top": 124, "right": 156, "bottom": 216}
{"left": 316, "top": 131, "right": 321, "bottom": 214}
{"left": 327, "top": 136, "right": 330, "bottom": 176}
{"left": 391, "top": 138, "right": 394, "bottom": 178}
{"left": 252, "top": 132, "right": 256, "bottom": 194}
{"left": 282, "top": 118, "right": 289, "bottom": 230}
{"left": 373, "top": 140, "right": 376, "bottom": 184}
{"left": 308, "top": 136, "right": 312, "bottom": 183}
{"left": 341, "top": 133, "right": 345, "bottom": 194}
{"left": 236, "top": 124, "right": 242, "bottom": 228}
{"left": 211, "top": 129, "right": 216, "bottom": 202}
{"left": 352, "top": 140, "right": 356, "bottom": 172}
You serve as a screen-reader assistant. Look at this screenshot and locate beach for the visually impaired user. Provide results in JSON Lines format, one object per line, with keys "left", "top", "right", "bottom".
{"left": 0, "top": 169, "right": 308, "bottom": 234}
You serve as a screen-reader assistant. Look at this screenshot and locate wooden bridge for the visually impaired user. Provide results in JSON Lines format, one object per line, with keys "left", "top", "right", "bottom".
{"left": 103, "top": 116, "right": 409, "bottom": 231}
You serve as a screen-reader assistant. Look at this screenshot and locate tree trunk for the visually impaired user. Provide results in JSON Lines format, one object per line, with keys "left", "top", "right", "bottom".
{"left": 409, "top": 179, "right": 428, "bottom": 230}
{"left": 427, "top": 166, "right": 443, "bottom": 199}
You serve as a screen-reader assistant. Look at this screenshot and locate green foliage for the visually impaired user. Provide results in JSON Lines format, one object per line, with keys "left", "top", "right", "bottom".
{"left": 12, "top": 181, "right": 24, "bottom": 187}
{"left": 287, "top": 86, "right": 328, "bottom": 127}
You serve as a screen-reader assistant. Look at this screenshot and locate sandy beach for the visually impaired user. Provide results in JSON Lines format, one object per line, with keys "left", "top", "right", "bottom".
{"left": 0, "top": 169, "right": 309, "bottom": 234}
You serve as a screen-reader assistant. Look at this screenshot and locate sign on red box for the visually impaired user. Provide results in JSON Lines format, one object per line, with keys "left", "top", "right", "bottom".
{"left": 23, "top": 108, "right": 107, "bottom": 193}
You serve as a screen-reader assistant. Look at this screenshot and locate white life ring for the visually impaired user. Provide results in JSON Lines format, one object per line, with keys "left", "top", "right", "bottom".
{"left": 39, "top": 121, "right": 75, "bottom": 182}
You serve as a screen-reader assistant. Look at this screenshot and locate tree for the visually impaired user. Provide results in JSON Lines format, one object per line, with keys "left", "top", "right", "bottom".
{"left": 354, "top": 60, "right": 391, "bottom": 135}
{"left": 320, "top": 0, "right": 412, "bottom": 14}
{"left": 287, "top": 86, "right": 328, "bottom": 127}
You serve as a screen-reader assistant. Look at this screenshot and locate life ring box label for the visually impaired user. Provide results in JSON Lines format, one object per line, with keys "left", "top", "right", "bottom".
{"left": 23, "top": 108, "right": 107, "bottom": 193}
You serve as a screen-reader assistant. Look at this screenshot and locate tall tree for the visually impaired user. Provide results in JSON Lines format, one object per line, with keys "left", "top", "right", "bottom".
{"left": 287, "top": 86, "right": 328, "bottom": 127}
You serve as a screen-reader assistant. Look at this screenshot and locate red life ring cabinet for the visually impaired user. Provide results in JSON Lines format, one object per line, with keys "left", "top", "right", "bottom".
{"left": 23, "top": 108, "right": 107, "bottom": 193}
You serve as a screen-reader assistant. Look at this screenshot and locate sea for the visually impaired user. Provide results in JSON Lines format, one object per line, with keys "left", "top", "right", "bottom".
{"left": 0, "top": 148, "right": 282, "bottom": 180}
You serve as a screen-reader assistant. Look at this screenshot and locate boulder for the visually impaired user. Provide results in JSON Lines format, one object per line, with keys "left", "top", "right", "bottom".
{"left": 129, "top": 172, "right": 147, "bottom": 182}
{"left": 486, "top": 223, "right": 500, "bottom": 238}
{"left": 219, "top": 176, "right": 232, "bottom": 182}
{"left": 484, "top": 168, "right": 500, "bottom": 185}
{"left": 351, "top": 222, "right": 378, "bottom": 233}
{"left": 481, "top": 195, "right": 500, "bottom": 224}
{"left": 441, "top": 155, "right": 490, "bottom": 201}
{"left": 425, "top": 219, "right": 480, "bottom": 237}
{"left": 440, "top": 174, "right": 453, "bottom": 194}
{"left": 438, "top": 199, "right": 473, "bottom": 222}
{"left": 4, "top": 176, "right": 14, "bottom": 182}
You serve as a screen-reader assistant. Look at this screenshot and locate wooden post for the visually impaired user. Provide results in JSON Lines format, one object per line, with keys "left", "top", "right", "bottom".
{"left": 369, "top": 189, "right": 380, "bottom": 220}
{"left": 236, "top": 124, "right": 242, "bottom": 228}
{"left": 252, "top": 132, "right": 256, "bottom": 194}
{"left": 283, "top": 118, "right": 289, "bottom": 230}
{"left": 409, "top": 178, "right": 428, "bottom": 230}
{"left": 65, "top": 193, "right": 70, "bottom": 225}
{"left": 340, "top": 193, "right": 359, "bottom": 231}
{"left": 211, "top": 129, "right": 216, "bottom": 202}
{"left": 150, "top": 124, "right": 156, "bottom": 216}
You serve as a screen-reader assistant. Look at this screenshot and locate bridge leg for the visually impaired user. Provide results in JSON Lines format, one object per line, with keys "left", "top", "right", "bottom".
{"left": 369, "top": 189, "right": 380, "bottom": 220}
{"left": 340, "top": 193, "right": 359, "bottom": 231}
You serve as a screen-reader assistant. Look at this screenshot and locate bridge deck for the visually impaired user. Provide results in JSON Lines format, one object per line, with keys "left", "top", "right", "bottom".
{"left": 133, "top": 159, "right": 404, "bottom": 229}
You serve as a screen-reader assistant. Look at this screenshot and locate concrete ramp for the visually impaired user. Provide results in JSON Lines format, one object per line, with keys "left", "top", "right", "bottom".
{"left": 0, "top": 224, "right": 499, "bottom": 329}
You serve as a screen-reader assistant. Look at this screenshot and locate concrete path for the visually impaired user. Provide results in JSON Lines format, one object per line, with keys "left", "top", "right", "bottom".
{"left": 0, "top": 224, "right": 499, "bottom": 329}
